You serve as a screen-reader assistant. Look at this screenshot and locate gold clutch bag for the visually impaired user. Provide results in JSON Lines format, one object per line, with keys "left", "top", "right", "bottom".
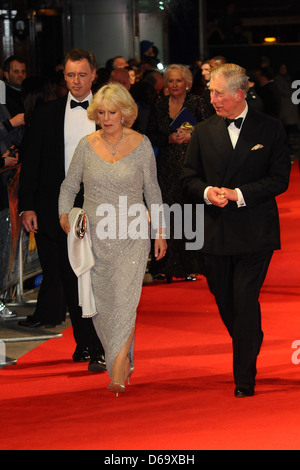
{"left": 179, "top": 121, "right": 194, "bottom": 134}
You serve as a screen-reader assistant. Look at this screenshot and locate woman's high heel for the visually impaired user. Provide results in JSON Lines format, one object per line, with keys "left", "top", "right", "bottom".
{"left": 126, "top": 367, "right": 134, "bottom": 385}
{"left": 108, "top": 382, "right": 126, "bottom": 397}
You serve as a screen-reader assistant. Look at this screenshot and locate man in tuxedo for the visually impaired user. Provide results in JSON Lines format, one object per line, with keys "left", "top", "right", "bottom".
{"left": 3, "top": 56, "right": 27, "bottom": 116}
{"left": 182, "top": 63, "right": 291, "bottom": 397}
{"left": 18, "top": 49, "right": 105, "bottom": 371}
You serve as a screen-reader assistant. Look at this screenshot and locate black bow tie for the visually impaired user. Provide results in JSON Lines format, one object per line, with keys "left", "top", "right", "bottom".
{"left": 225, "top": 117, "right": 243, "bottom": 129}
{"left": 70, "top": 99, "right": 89, "bottom": 110}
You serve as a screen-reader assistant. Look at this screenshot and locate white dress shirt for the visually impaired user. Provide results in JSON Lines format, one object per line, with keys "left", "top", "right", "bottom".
{"left": 64, "top": 91, "right": 95, "bottom": 174}
{"left": 204, "top": 103, "right": 248, "bottom": 208}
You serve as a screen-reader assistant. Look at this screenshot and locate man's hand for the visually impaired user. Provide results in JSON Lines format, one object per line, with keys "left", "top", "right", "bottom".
{"left": 9, "top": 113, "right": 25, "bottom": 128}
{"left": 207, "top": 187, "right": 238, "bottom": 207}
{"left": 220, "top": 187, "right": 238, "bottom": 202}
{"left": 207, "top": 187, "right": 229, "bottom": 207}
{"left": 2, "top": 147, "right": 18, "bottom": 167}
{"left": 21, "top": 210, "right": 38, "bottom": 233}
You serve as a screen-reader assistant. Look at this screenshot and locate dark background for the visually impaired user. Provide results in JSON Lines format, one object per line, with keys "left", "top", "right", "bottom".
{"left": 1, "top": 0, "right": 300, "bottom": 78}
{"left": 168, "top": 0, "right": 300, "bottom": 77}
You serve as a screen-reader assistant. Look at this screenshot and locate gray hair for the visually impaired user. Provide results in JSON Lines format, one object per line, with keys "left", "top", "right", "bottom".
{"left": 211, "top": 63, "right": 249, "bottom": 97}
{"left": 164, "top": 64, "right": 193, "bottom": 90}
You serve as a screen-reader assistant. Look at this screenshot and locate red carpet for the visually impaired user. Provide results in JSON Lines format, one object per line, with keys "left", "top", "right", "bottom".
{"left": 1, "top": 163, "right": 300, "bottom": 451}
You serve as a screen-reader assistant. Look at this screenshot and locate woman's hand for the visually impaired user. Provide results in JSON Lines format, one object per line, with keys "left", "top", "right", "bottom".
{"left": 169, "top": 129, "right": 191, "bottom": 144}
{"left": 60, "top": 213, "right": 70, "bottom": 234}
{"left": 154, "top": 234, "right": 167, "bottom": 261}
{"left": 176, "top": 128, "right": 191, "bottom": 143}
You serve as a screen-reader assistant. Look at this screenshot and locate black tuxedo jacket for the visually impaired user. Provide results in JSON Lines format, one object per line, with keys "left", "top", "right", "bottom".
{"left": 19, "top": 96, "right": 83, "bottom": 237}
{"left": 182, "top": 108, "right": 291, "bottom": 255}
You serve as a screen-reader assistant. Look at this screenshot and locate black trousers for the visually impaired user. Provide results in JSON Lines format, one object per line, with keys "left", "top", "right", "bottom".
{"left": 34, "top": 228, "right": 104, "bottom": 354}
{"left": 204, "top": 251, "right": 273, "bottom": 389}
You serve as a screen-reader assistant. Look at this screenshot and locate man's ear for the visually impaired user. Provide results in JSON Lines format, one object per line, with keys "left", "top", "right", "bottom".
{"left": 236, "top": 89, "right": 244, "bottom": 103}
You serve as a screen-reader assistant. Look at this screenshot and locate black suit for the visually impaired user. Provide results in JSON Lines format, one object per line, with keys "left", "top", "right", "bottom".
{"left": 182, "top": 108, "right": 291, "bottom": 390}
{"left": 5, "top": 83, "right": 24, "bottom": 116}
{"left": 19, "top": 95, "right": 104, "bottom": 354}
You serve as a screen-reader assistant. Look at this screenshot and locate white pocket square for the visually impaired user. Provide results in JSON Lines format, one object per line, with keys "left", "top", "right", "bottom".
{"left": 251, "top": 144, "right": 264, "bottom": 150}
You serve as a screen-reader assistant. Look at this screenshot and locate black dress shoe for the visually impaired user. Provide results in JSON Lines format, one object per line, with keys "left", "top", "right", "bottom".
{"left": 72, "top": 346, "right": 90, "bottom": 362}
{"left": 18, "top": 316, "right": 44, "bottom": 328}
{"left": 88, "top": 352, "right": 106, "bottom": 372}
{"left": 43, "top": 322, "right": 62, "bottom": 328}
{"left": 185, "top": 275, "right": 197, "bottom": 281}
{"left": 234, "top": 387, "right": 255, "bottom": 398}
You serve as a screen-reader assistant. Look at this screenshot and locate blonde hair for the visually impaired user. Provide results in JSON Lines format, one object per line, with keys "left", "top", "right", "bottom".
{"left": 87, "top": 82, "right": 138, "bottom": 128}
{"left": 164, "top": 64, "right": 193, "bottom": 91}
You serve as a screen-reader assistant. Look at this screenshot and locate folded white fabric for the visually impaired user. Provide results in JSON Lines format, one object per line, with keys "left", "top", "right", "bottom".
{"left": 67, "top": 207, "right": 97, "bottom": 318}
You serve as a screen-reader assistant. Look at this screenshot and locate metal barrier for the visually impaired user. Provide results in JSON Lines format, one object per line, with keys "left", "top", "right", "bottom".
{"left": 5, "top": 227, "right": 40, "bottom": 308}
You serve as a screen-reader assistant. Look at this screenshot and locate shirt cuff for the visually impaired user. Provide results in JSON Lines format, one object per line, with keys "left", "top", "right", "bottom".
{"left": 235, "top": 188, "right": 246, "bottom": 207}
{"left": 204, "top": 186, "right": 212, "bottom": 205}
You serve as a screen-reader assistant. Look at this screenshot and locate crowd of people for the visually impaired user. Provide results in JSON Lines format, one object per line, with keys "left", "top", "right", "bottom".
{"left": 0, "top": 40, "right": 295, "bottom": 397}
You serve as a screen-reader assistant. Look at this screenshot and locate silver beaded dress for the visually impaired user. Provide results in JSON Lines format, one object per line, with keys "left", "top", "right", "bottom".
{"left": 59, "top": 134, "right": 163, "bottom": 377}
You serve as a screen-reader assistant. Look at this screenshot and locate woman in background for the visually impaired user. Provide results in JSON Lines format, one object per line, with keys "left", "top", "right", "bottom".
{"left": 146, "top": 64, "right": 213, "bottom": 283}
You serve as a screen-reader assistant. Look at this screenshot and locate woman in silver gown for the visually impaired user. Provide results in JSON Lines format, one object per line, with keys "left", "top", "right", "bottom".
{"left": 59, "top": 83, "right": 166, "bottom": 395}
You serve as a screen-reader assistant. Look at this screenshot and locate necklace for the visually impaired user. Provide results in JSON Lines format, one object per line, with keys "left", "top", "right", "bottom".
{"left": 102, "top": 127, "right": 125, "bottom": 155}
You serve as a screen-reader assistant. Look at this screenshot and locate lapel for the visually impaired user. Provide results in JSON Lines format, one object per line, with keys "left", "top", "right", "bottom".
{"left": 51, "top": 95, "right": 68, "bottom": 178}
{"left": 57, "top": 95, "right": 68, "bottom": 155}
{"left": 223, "top": 108, "right": 260, "bottom": 183}
{"left": 207, "top": 114, "right": 233, "bottom": 171}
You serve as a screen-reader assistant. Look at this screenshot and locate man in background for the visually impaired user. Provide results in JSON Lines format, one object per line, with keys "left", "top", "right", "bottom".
{"left": 3, "top": 56, "right": 27, "bottom": 116}
{"left": 18, "top": 49, "right": 105, "bottom": 372}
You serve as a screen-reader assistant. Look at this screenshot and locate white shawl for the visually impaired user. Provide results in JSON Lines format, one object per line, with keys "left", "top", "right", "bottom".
{"left": 67, "top": 208, "right": 97, "bottom": 318}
